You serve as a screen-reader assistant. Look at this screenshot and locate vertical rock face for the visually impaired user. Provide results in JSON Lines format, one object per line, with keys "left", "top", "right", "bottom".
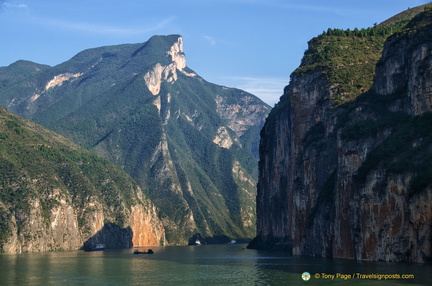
{"left": 2, "top": 198, "right": 165, "bottom": 253}
{"left": 130, "top": 203, "right": 165, "bottom": 246}
{"left": 373, "top": 36, "right": 432, "bottom": 115}
{"left": 250, "top": 6, "right": 432, "bottom": 263}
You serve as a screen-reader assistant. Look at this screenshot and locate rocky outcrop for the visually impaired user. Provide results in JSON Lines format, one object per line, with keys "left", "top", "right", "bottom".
{"left": 144, "top": 63, "right": 165, "bottom": 96}
{"left": 215, "top": 93, "right": 269, "bottom": 138}
{"left": 45, "top": 73, "right": 83, "bottom": 91}
{"left": 144, "top": 37, "right": 195, "bottom": 97}
{"left": 2, "top": 198, "right": 165, "bottom": 253}
{"left": 250, "top": 6, "right": 432, "bottom": 262}
{"left": 373, "top": 32, "right": 432, "bottom": 115}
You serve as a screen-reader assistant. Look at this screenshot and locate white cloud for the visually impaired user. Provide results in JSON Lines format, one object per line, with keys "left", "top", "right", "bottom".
{"left": 1, "top": 1, "right": 27, "bottom": 10}
{"left": 203, "top": 35, "right": 216, "bottom": 45}
{"left": 31, "top": 17, "right": 175, "bottom": 36}
{"left": 225, "top": 76, "right": 288, "bottom": 105}
{"left": 2, "top": 2, "right": 27, "bottom": 8}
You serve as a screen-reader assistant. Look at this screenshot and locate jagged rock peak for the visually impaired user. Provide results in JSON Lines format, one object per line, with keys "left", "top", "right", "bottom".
{"left": 141, "top": 34, "right": 186, "bottom": 68}
{"left": 166, "top": 35, "right": 186, "bottom": 70}
{"left": 144, "top": 35, "right": 195, "bottom": 96}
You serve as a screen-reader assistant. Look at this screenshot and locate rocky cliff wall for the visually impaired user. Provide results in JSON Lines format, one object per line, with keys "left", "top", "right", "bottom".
{"left": 2, "top": 197, "right": 165, "bottom": 253}
{"left": 250, "top": 7, "right": 432, "bottom": 263}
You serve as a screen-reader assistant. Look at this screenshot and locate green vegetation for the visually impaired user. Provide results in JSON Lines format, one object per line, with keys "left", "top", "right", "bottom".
{"left": 291, "top": 10, "right": 423, "bottom": 106}
{"left": 336, "top": 8, "right": 432, "bottom": 194}
{"left": 294, "top": 31, "right": 389, "bottom": 105}
{"left": 266, "top": 4, "right": 431, "bottom": 128}
{"left": 0, "top": 35, "right": 267, "bottom": 244}
{"left": 322, "top": 25, "right": 402, "bottom": 38}
{"left": 264, "top": 5, "right": 432, "bottom": 205}
{"left": 391, "top": 5, "right": 432, "bottom": 52}
{"left": 378, "top": 4, "right": 432, "bottom": 27}
{"left": 294, "top": 6, "right": 432, "bottom": 195}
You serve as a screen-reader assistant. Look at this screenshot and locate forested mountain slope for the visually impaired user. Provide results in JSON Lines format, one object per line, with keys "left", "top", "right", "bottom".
{"left": 0, "top": 35, "right": 270, "bottom": 244}
{"left": 0, "top": 106, "right": 165, "bottom": 253}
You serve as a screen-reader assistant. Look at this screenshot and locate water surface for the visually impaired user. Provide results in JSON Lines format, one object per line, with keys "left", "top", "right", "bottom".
{"left": 0, "top": 244, "right": 430, "bottom": 285}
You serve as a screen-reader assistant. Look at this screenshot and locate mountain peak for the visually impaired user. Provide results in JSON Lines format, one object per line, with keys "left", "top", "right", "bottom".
{"left": 166, "top": 35, "right": 186, "bottom": 71}
{"left": 145, "top": 34, "right": 186, "bottom": 70}
{"left": 144, "top": 35, "right": 195, "bottom": 96}
{"left": 0, "top": 33, "right": 270, "bottom": 245}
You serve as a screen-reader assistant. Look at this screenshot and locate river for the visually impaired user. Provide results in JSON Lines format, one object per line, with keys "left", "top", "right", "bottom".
{"left": 0, "top": 244, "right": 430, "bottom": 285}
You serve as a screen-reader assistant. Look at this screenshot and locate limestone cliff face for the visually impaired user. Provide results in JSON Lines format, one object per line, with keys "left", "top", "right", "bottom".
{"left": 251, "top": 7, "right": 432, "bottom": 262}
{"left": 373, "top": 31, "right": 432, "bottom": 115}
{"left": 2, "top": 195, "right": 165, "bottom": 253}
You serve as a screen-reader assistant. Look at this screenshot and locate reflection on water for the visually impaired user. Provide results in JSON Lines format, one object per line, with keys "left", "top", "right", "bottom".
{"left": 0, "top": 245, "right": 431, "bottom": 285}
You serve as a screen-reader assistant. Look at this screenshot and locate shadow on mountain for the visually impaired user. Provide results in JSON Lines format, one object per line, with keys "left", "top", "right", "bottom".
{"left": 81, "top": 223, "right": 133, "bottom": 250}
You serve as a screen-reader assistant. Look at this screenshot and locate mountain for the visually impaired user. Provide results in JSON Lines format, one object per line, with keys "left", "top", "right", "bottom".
{"left": 249, "top": 4, "right": 432, "bottom": 263}
{"left": 0, "top": 106, "right": 165, "bottom": 253}
{"left": 0, "top": 35, "right": 270, "bottom": 244}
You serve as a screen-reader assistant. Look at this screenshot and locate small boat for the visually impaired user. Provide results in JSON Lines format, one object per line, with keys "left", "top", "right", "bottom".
{"left": 133, "top": 249, "right": 154, "bottom": 255}
{"left": 84, "top": 243, "right": 105, "bottom": 252}
{"left": 194, "top": 239, "right": 201, "bottom": 246}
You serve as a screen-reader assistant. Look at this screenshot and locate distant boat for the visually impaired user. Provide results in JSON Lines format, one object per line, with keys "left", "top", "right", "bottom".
{"left": 133, "top": 249, "right": 154, "bottom": 255}
{"left": 84, "top": 243, "right": 105, "bottom": 252}
{"left": 194, "top": 239, "right": 201, "bottom": 246}
{"left": 228, "top": 240, "right": 237, "bottom": 244}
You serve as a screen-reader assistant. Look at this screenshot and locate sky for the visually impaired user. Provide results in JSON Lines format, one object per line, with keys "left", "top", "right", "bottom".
{"left": 0, "top": 0, "right": 430, "bottom": 106}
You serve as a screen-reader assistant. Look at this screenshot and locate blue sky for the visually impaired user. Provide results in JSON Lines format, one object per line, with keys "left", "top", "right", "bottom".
{"left": 1, "top": 0, "right": 430, "bottom": 105}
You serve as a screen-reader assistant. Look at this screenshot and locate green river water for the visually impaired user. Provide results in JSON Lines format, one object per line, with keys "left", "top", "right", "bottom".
{"left": 0, "top": 244, "right": 430, "bottom": 285}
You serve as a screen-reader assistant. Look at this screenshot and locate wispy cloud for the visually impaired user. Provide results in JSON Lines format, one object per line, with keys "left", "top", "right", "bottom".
{"left": 226, "top": 76, "right": 288, "bottom": 105}
{"left": 203, "top": 35, "right": 216, "bottom": 45}
{"left": 30, "top": 17, "right": 176, "bottom": 36}
{"left": 1, "top": 1, "right": 28, "bottom": 11}
{"left": 5, "top": 3, "right": 27, "bottom": 8}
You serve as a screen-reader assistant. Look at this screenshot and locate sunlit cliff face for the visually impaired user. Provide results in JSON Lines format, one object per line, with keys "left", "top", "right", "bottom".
{"left": 144, "top": 36, "right": 196, "bottom": 96}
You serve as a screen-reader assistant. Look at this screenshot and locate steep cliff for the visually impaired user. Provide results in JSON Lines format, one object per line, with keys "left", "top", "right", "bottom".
{"left": 250, "top": 5, "right": 432, "bottom": 263}
{"left": 0, "top": 106, "right": 165, "bottom": 253}
{"left": 0, "top": 35, "right": 270, "bottom": 244}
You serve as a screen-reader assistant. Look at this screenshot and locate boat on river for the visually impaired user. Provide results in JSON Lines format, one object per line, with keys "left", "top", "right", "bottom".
{"left": 133, "top": 249, "right": 154, "bottom": 255}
